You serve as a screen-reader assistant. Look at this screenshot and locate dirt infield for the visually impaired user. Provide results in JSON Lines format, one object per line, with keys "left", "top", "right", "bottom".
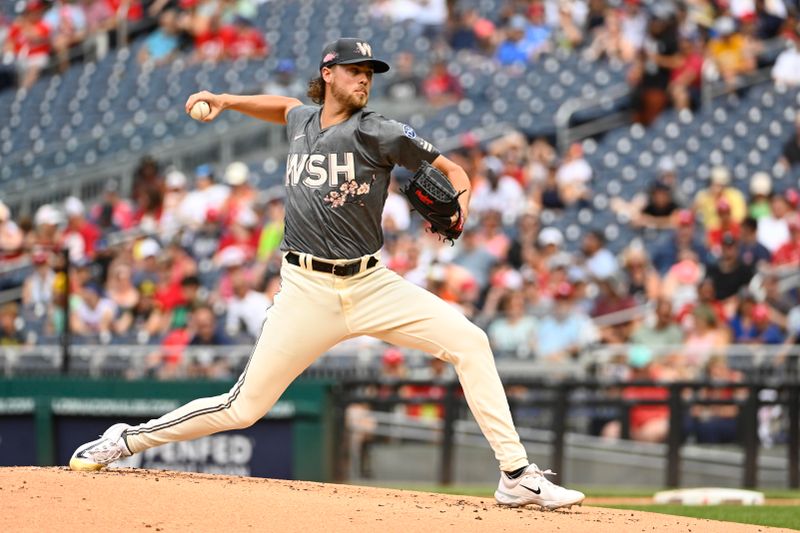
{"left": 0, "top": 467, "right": 792, "bottom": 532}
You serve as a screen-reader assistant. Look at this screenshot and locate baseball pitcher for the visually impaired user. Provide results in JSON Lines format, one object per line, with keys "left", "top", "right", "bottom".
{"left": 69, "top": 38, "right": 584, "bottom": 510}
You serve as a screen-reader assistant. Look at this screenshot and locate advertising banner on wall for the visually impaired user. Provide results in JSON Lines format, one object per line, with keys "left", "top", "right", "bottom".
{"left": 0, "top": 398, "right": 37, "bottom": 466}
{"left": 52, "top": 399, "right": 295, "bottom": 478}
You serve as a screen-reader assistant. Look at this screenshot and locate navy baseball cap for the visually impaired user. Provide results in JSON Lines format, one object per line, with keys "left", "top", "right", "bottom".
{"left": 319, "top": 38, "right": 390, "bottom": 73}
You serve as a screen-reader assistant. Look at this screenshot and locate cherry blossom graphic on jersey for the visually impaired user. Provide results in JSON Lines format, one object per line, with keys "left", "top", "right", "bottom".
{"left": 323, "top": 176, "right": 376, "bottom": 208}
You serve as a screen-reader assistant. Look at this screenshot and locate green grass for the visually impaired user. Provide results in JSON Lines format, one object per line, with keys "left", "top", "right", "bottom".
{"left": 357, "top": 483, "right": 800, "bottom": 501}
{"left": 598, "top": 504, "right": 800, "bottom": 530}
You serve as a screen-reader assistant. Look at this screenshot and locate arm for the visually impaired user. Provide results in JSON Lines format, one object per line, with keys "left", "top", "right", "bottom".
{"left": 431, "top": 154, "right": 471, "bottom": 222}
{"left": 185, "top": 91, "right": 303, "bottom": 125}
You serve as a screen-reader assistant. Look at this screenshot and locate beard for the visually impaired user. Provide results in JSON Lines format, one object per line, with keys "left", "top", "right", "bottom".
{"left": 330, "top": 81, "right": 369, "bottom": 111}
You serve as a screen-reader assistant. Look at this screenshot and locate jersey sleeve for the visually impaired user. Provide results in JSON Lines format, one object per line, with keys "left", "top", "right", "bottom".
{"left": 285, "top": 105, "right": 317, "bottom": 142}
{"left": 377, "top": 119, "right": 440, "bottom": 170}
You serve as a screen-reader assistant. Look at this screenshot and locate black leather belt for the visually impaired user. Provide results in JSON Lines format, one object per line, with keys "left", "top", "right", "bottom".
{"left": 285, "top": 251, "right": 378, "bottom": 277}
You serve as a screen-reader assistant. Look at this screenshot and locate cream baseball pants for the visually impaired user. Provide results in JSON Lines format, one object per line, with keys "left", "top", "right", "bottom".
{"left": 124, "top": 253, "right": 529, "bottom": 472}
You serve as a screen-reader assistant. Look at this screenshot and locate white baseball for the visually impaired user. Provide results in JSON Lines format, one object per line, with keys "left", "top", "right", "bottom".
{"left": 189, "top": 101, "right": 211, "bottom": 121}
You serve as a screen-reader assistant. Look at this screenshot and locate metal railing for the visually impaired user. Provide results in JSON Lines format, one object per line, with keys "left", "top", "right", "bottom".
{"left": 3, "top": 343, "right": 800, "bottom": 383}
{"left": 554, "top": 82, "right": 631, "bottom": 152}
{"left": 331, "top": 378, "right": 800, "bottom": 488}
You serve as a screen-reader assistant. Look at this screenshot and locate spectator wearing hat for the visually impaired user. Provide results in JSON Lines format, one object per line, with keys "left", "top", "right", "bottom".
{"left": 771, "top": 215, "right": 800, "bottom": 267}
{"left": 771, "top": 38, "right": 800, "bottom": 86}
{"left": 651, "top": 209, "right": 708, "bottom": 276}
{"left": 22, "top": 248, "right": 55, "bottom": 308}
{"left": 219, "top": 161, "right": 256, "bottom": 228}
{"left": 5, "top": 0, "right": 51, "bottom": 89}
{"left": 177, "top": 164, "right": 230, "bottom": 230}
{"left": 213, "top": 245, "right": 256, "bottom": 303}
{"left": 734, "top": 303, "right": 785, "bottom": 344}
{"left": 620, "top": 245, "right": 661, "bottom": 303}
{"left": 757, "top": 191, "right": 793, "bottom": 253}
{"left": 132, "top": 238, "right": 162, "bottom": 287}
{"left": 159, "top": 169, "right": 190, "bottom": 238}
{"left": 708, "top": 16, "right": 757, "bottom": 89}
{"left": 536, "top": 282, "right": 598, "bottom": 360}
{"left": 217, "top": 207, "right": 261, "bottom": 261}
{"left": 706, "top": 199, "right": 741, "bottom": 256}
{"left": 738, "top": 217, "right": 771, "bottom": 267}
{"left": 601, "top": 346, "right": 672, "bottom": 443}
{"left": 495, "top": 14, "right": 534, "bottom": 66}
{"left": 158, "top": 274, "right": 202, "bottom": 333}
{"left": 220, "top": 15, "right": 267, "bottom": 61}
{"left": 113, "top": 278, "right": 163, "bottom": 339}
{"left": 748, "top": 171, "right": 772, "bottom": 219}
{"left": 693, "top": 165, "right": 746, "bottom": 231}
{"left": 632, "top": 180, "right": 680, "bottom": 229}
{"left": 660, "top": 248, "right": 704, "bottom": 311}
{"left": 61, "top": 196, "right": 101, "bottom": 263}
{"left": 0, "top": 201, "right": 24, "bottom": 261}
{"left": 705, "top": 233, "right": 754, "bottom": 301}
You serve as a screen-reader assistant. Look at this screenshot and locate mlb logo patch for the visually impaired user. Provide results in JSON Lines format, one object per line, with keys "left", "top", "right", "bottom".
{"left": 403, "top": 125, "right": 417, "bottom": 139}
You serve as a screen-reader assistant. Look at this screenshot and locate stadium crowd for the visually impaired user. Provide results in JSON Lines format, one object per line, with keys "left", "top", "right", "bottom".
{"left": 1, "top": 0, "right": 798, "bottom": 117}
{"left": 2, "top": 0, "right": 800, "bottom": 446}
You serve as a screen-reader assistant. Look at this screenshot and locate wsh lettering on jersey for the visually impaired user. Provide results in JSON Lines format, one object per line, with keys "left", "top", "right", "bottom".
{"left": 286, "top": 152, "right": 355, "bottom": 188}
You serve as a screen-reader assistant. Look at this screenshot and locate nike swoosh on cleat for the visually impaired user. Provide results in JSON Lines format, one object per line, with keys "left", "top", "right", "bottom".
{"left": 521, "top": 485, "right": 541, "bottom": 494}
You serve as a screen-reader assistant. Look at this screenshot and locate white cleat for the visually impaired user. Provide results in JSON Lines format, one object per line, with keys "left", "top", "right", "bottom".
{"left": 69, "top": 423, "right": 133, "bottom": 471}
{"left": 495, "top": 464, "right": 585, "bottom": 510}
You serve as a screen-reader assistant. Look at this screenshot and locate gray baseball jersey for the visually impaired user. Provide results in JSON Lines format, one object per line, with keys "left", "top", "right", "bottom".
{"left": 281, "top": 104, "right": 440, "bottom": 259}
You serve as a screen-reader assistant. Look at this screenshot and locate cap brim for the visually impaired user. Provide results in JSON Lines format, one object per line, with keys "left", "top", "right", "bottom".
{"left": 329, "top": 58, "right": 390, "bottom": 73}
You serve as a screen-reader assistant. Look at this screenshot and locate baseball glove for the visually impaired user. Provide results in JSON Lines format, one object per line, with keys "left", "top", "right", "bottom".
{"left": 402, "top": 161, "right": 465, "bottom": 242}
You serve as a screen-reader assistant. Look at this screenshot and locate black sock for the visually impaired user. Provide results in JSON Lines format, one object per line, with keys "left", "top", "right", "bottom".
{"left": 504, "top": 465, "right": 528, "bottom": 479}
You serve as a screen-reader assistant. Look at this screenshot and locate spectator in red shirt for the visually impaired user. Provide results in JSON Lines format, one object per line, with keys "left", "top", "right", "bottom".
{"left": 422, "top": 60, "right": 462, "bottom": 107}
{"left": 218, "top": 161, "right": 256, "bottom": 228}
{"left": 0, "top": 201, "right": 24, "bottom": 261}
{"left": 220, "top": 16, "right": 267, "bottom": 60}
{"left": 5, "top": 0, "right": 51, "bottom": 89}
{"left": 105, "top": 0, "right": 143, "bottom": 21}
{"left": 707, "top": 199, "right": 741, "bottom": 256}
{"left": 772, "top": 215, "right": 800, "bottom": 267}
{"left": 90, "top": 181, "right": 135, "bottom": 232}
{"left": 668, "top": 35, "right": 703, "bottom": 111}
{"left": 61, "top": 196, "right": 101, "bottom": 262}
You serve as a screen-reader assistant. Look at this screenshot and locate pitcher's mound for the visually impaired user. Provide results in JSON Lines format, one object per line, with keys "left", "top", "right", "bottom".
{"left": 0, "top": 467, "right": 787, "bottom": 532}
